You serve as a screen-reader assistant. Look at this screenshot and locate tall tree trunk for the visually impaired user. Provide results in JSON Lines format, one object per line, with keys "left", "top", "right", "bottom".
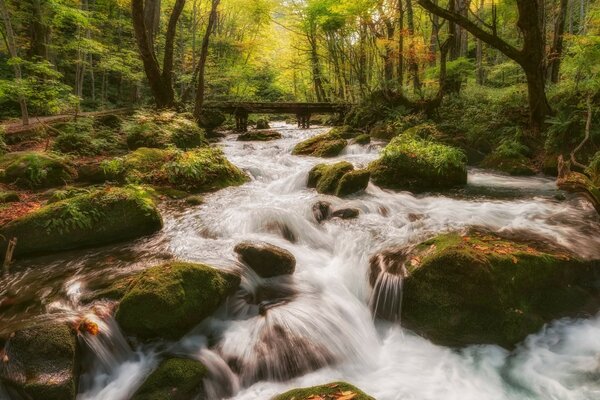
{"left": 30, "top": 0, "right": 49, "bottom": 59}
{"left": 429, "top": 0, "right": 440, "bottom": 67}
{"left": 193, "top": 0, "right": 220, "bottom": 120}
{"left": 405, "top": 0, "right": 421, "bottom": 92}
{"left": 417, "top": 0, "right": 552, "bottom": 132}
{"left": 0, "top": 0, "right": 29, "bottom": 125}
{"left": 144, "top": 0, "right": 161, "bottom": 48}
{"left": 131, "top": 0, "right": 185, "bottom": 108}
{"left": 547, "top": 0, "right": 569, "bottom": 83}
{"left": 476, "top": 0, "right": 484, "bottom": 84}
{"left": 397, "top": 0, "right": 404, "bottom": 91}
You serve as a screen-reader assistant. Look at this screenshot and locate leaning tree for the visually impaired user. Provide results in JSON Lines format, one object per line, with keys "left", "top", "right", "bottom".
{"left": 417, "top": 0, "right": 552, "bottom": 133}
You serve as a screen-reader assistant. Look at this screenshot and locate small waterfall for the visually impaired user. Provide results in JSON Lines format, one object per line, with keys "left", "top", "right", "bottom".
{"left": 368, "top": 248, "right": 409, "bottom": 322}
{"left": 198, "top": 349, "right": 240, "bottom": 399}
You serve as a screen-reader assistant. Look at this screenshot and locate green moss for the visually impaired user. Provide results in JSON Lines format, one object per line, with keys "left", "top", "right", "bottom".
{"left": 481, "top": 139, "right": 535, "bottom": 176}
{"left": 329, "top": 125, "right": 360, "bottom": 139}
{"left": 185, "top": 195, "right": 204, "bottom": 205}
{"left": 52, "top": 117, "right": 125, "bottom": 156}
{"left": 402, "top": 230, "right": 600, "bottom": 347}
{"left": 0, "top": 190, "right": 19, "bottom": 203}
{"left": 336, "top": 169, "right": 370, "bottom": 197}
{"left": 292, "top": 130, "right": 348, "bottom": 157}
{"left": 354, "top": 134, "right": 371, "bottom": 145}
{"left": 0, "top": 151, "right": 76, "bottom": 189}
{"left": 124, "top": 111, "right": 207, "bottom": 150}
{"left": 368, "top": 131, "right": 467, "bottom": 192}
{"left": 121, "top": 147, "right": 247, "bottom": 192}
{"left": 237, "top": 131, "right": 282, "bottom": 141}
{"left": 273, "top": 382, "right": 375, "bottom": 400}
{"left": 0, "top": 186, "right": 162, "bottom": 258}
{"left": 132, "top": 358, "right": 207, "bottom": 400}
{"left": 115, "top": 262, "right": 240, "bottom": 339}
{"left": 1, "top": 322, "right": 78, "bottom": 400}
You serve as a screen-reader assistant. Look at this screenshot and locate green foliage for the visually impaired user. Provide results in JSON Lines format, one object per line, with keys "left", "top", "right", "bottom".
{"left": 124, "top": 111, "right": 207, "bottom": 150}
{"left": 481, "top": 134, "right": 535, "bottom": 176}
{"left": 52, "top": 117, "right": 124, "bottom": 156}
{"left": 0, "top": 127, "right": 7, "bottom": 156}
{"left": 0, "top": 151, "right": 76, "bottom": 189}
{"left": 586, "top": 151, "right": 600, "bottom": 185}
{"left": 485, "top": 61, "right": 525, "bottom": 88}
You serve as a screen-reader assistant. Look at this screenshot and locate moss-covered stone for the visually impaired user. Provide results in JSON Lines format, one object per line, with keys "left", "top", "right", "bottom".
{"left": 336, "top": 169, "right": 370, "bottom": 197}
{"left": 368, "top": 132, "right": 467, "bottom": 192}
{"left": 273, "top": 382, "right": 375, "bottom": 400}
{"left": 399, "top": 230, "right": 600, "bottom": 348}
{"left": 0, "top": 322, "right": 78, "bottom": 400}
{"left": 0, "top": 186, "right": 162, "bottom": 258}
{"left": 115, "top": 262, "right": 240, "bottom": 340}
{"left": 308, "top": 162, "right": 369, "bottom": 197}
{"left": 124, "top": 111, "right": 207, "bottom": 150}
{"left": 354, "top": 134, "right": 371, "bottom": 145}
{"left": 292, "top": 130, "right": 348, "bottom": 158}
{"left": 197, "top": 109, "right": 226, "bottom": 133}
{"left": 238, "top": 130, "right": 282, "bottom": 141}
{"left": 0, "top": 151, "right": 76, "bottom": 189}
{"left": 255, "top": 118, "right": 270, "bottom": 130}
{"left": 234, "top": 241, "right": 296, "bottom": 278}
{"left": 132, "top": 358, "right": 207, "bottom": 400}
{"left": 0, "top": 190, "right": 19, "bottom": 203}
{"left": 481, "top": 153, "right": 536, "bottom": 176}
{"left": 329, "top": 125, "right": 361, "bottom": 139}
{"left": 185, "top": 195, "right": 204, "bottom": 205}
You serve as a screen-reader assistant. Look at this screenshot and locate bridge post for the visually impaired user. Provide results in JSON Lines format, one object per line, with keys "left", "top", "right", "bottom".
{"left": 296, "top": 112, "right": 311, "bottom": 129}
{"left": 235, "top": 109, "right": 249, "bottom": 132}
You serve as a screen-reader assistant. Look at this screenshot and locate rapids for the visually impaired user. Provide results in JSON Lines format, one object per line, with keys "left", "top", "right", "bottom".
{"left": 1, "top": 123, "right": 600, "bottom": 400}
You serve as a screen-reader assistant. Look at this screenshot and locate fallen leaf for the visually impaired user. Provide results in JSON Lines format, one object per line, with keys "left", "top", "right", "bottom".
{"left": 80, "top": 319, "right": 100, "bottom": 336}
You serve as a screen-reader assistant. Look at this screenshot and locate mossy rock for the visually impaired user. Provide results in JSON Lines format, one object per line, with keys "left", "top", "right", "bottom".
{"left": 481, "top": 153, "right": 536, "bottom": 176}
{"left": 273, "top": 382, "right": 375, "bottom": 400}
{"left": 197, "top": 109, "right": 226, "bottom": 133}
{"left": 0, "top": 186, "right": 162, "bottom": 258}
{"left": 0, "top": 322, "right": 78, "bottom": 400}
{"left": 115, "top": 262, "right": 240, "bottom": 340}
{"left": 292, "top": 130, "right": 347, "bottom": 158}
{"left": 238, "top": 131, "right": 282, "bottom": 141}
{"left": 124, "top": 111, "right": 207, "bottom": 150}
{"left": 368, "top": 133, "right": 467, "bottom": 192}
{"left": 255, "top": 118, "right": 271, "bottom": 130}
{"left": 0, "top": 152, "right": 76, "bottom": 189}
{"left": 0, "top": 190, "right": 19, "bottom": 203}
{"left": 369, "top": 123, "right": 396, "bottom": 141}
{"left": 354, "top": 134, "right": 371, "bottom": 145}
{"left": 117, "top": 147, "right": 248, "bottom": 193}
{"left": 329, "top": 125, "right": 360, "bottom": 139}
{"left": 132, "top": 358, "right": 207, "bottom": 400}
{"left": 308, "top": 162, "right": 369, "bottom": 197}
{"left": 234, "top": 241, "right": 296, "bottom": 278}
{"left": 185, "top": 195, "right": 204, "bottom": 205}
{"left": 400, "top": 230, "right": 600, "bottom": 348}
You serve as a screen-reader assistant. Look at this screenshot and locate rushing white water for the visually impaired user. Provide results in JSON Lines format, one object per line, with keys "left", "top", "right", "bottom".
{"left": 2, "top": 122, "right": 600, "bottom": 400}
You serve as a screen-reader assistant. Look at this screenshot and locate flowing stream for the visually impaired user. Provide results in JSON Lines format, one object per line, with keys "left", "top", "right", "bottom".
{"left": 2, "top": 123, "right": 600, "bottom": 400}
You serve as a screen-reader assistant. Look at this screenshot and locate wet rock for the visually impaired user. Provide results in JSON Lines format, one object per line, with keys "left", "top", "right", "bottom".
{"left": 263, "top": 221, "right": 297, "bottom": 243}
{"left": 0, "top": 322, "right": 79, "bottom": 400}
{"left": 237, "top": 130, "right": 282, "bottom": 141}
{"left": 255, "top": 118, "right": 270, "bottom": 130}
{"left": 115, "top": 262, "right": 240, "bottom": 340}
{"left": 401, "top": 229, "right": 600, "bottom": 348}
{"left": 331, "top": 208, "right": 360, "bottom": 220}
{"left": 292, "top": 130, "right": 347, "bottom": 158}
{"left": 354, "top": 133, "right": 371, "bottom": 145}
{"left": 481, "top": 152, "right": 536, "bottom": 176}
{"left": 0, "top": 186, "right": 162, "bottom": 259}
{"left": 312, "top": 201, "right": 331, "bottom": 223}
{"left": 234, "top": 241, "right": 296, "bottom": 278}
{"left": 273, "top": 382, "right": 375, "bottom": 400}
{"left": 226, "top": 324, "right": 335, "bottom": 384}
{"left": 185, "top": 195, "right": 204, "bottom": 205}
{"left": 308, "top": 162, "right": 369, "bottom": 197}
{"left": 0, "top": 151, "right": 76, "bottom": 189}
{"left": 368, "top": 131, "right": 467, "bottom": 192}
{"left": 0, "top": 191, "right": 19, "bottom": 203}
{"left": 131, "top": 357, "right": 207, "bottom": 400}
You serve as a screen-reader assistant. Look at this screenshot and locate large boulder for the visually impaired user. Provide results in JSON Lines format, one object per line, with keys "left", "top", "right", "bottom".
{"left": 0, "top": 186, "right": 162, "bottom": 259}
{"left": 0, "top": 152, "right": 76, "bottom": 189}
{"left": 124, "top": 111, "right": 207, "bottom": 150}
{"left": 234, "top": 241, "right": 296, "bottom": 278}
{"left": 0, "top": 322, "right": 79, "bottom": 400}
{"left": 132, "top": 358, "right": 207, "bottom": 400}
{"left": 273, "top": 382, "right": 375, "bottom": 400}
{"left": 255, "top": 118, "right": 270, "bottom": 130}
{"left": 122, "top": 147, "right": 248, "bottom": 192}
{"left": 308, "top": 162, "right": 370, "bottom": 197}
{"left": 292, "top": 130, "right": 347, "bottom": 158}
{"left": 237, "top": 131, "right": 282, "bottom": 141}
{"left": 368, "top": 132, "right": 467, "bottom": 192}
{"left": 115, "top": 262, "right": 240, "bottom": 340}
{"left": 385, "top": 229, "right": 600, "bottom": 348}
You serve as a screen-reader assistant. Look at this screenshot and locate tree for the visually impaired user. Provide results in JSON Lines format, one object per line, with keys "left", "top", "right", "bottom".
{"left": 193, "top": 0, "right": 219, "bottom": 121}
{"left": 417, "top": 0, "right": 552, "bottom": 133}
{"left": 131, "top": 0, "right": 186, "bottom": 108}
{"left": 0, "top": 0, "right": 29, "bottom": 125}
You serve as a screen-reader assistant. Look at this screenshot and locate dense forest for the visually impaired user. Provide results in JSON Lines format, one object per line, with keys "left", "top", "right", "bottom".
{"left": 0, "top": 1, "right": 600, "bottom": 400}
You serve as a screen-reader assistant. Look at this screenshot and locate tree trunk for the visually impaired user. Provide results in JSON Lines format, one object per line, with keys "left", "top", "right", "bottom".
{"left": 417, "top": 0, "right": 551, "bottom": 132}
{"left": 0, "top": 0, "right": 29, "bottom": 125}
{"left": 547, "top": 0, "right": 569, "bottom": 83}
{"left": 406, "top": 0, "right": 421, "bottom": 92}
{"left": 397, "top": 0, "right": 404, "bottom": 91}
{"left": 476, "top": 0, "right": 484, "bottom": 84}
{"left": 193, "top": 0, "right": 220, "bottom": 121}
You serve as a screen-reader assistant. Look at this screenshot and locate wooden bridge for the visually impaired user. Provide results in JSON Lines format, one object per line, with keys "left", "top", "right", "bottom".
{"left": 203, "top": 101, "right": 352, "bottom": 131}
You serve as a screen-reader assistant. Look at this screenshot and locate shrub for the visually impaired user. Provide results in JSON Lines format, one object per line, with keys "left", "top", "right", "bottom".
{"left": 52, "top": 117, "right": 124, "bottom": 156}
